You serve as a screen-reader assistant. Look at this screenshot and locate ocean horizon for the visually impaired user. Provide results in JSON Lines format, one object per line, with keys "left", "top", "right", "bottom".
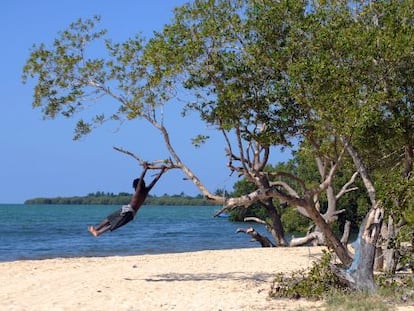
{"left": 0, "top": 204, "right": 270, "bottom": 262}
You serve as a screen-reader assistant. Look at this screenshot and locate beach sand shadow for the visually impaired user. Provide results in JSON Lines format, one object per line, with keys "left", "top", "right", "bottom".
{"left": 124, "top": 271, "right": 275, "bottom": 283}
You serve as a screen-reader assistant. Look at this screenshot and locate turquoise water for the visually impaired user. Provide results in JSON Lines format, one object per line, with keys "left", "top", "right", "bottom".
{"left": 0, "top": 204, "right": 268, "bottom": 262}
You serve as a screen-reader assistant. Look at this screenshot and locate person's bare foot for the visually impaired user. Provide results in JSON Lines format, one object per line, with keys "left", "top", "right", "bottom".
{"left": 88, "top": 226, "right": 98, "bottom": 237}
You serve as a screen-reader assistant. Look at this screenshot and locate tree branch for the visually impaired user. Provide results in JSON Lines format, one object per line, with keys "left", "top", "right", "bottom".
{"left": 113, "top": 146, "right": 176, "bottom": 169}
{"left": 243, "top": 217, "right": 266, "bottom": 225}
{"left": 336, "top": 171, "right": 359, "bottom": 200}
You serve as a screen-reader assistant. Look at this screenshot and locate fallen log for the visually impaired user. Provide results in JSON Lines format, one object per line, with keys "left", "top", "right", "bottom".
{"left": 236, "top": 227, "right": 275, "bottom": 247}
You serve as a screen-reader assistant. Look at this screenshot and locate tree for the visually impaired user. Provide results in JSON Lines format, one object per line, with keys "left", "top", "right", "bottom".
{"left": 284, "top": 0, "right": 414, "bottom": 288}
{"left": 145, "top": 0, "right": 357, "bottom": 252}
{"left": 142, "top": 0, "right": 413, "bottom": 289}
{"left": 347, "top": 0, "right": 414, "bottom": 273}
{"left": 151, "top": 0, "right": 355, "bottom": 261}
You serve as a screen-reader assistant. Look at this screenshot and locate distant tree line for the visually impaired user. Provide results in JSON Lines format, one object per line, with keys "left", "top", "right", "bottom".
{"left": 24, "top": 192, "right": 220, "bottom": 206}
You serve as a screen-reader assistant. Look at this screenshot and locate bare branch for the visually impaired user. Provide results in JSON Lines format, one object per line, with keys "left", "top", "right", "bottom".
{"left": 258, "top": 145, "right": 270, "bottom": 171}
{"left": 113, "top": 146, "right": 143, "bottom": 163}
{"left": 113, "top": 146, "right": 177, "bottom": 169}
{"left": 336, "top": 171, "right": 359, "bottom": 200}
{"left": 213, "top": 205, "right": 230, "bottom": 217}
{"left": 269, "top": 171, "right": 306, "bottom": 191}
{"left": 87, "top": 80, "right": 128, "bottom": 106}
{"left": 315, "top": 156, "right": 327, "bottom": 180}
{"left": 270, "top": 180, "right": 299, "bottom": 198}
{"left": 289, "top": 231, "right": 323, "bottom": 247}
{"left": 341, "top": 220, "right": 351, "bottom": 245}
{"left": 243, "top": 217, "right": 266, "bottom": 225}
{"left": 341, "top": 137, "right": 376, "bottom": 205}
{"left": 317, "top": 146, "right": 347, "bottom": 194}
{"left": 141, "top": 115, "right": 225, "bottom": 203}
{"left": 226, "top": 186, "right": 306, "bottom": 209}
{"left": 268, "top": 180, "right": 311, "bottom": 218}
{"left": 235, "top": 127, "right": 252, "bottom": 180}
{"left": 221, "top": 128, "right": 244, "bottom": 176}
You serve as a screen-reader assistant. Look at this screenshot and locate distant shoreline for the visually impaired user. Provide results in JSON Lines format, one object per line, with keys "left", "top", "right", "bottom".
{"left": 24, "top": 193, "right": 220, "bottom": 206}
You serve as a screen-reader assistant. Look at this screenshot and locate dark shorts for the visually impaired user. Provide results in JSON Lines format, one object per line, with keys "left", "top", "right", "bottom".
{"left": 107, "top": 209, "right": 134, "bottom": 231}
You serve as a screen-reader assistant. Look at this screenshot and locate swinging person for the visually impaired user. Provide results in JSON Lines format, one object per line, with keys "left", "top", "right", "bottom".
{"left": 88, "top": 165, "right": 167, "bottom": 237}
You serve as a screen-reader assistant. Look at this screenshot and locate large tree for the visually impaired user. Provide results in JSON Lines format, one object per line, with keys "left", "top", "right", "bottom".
{"left": 144, "top": 0, "right": 358, "bottom": 253}
{"left": 284, "top": 0, "right": 414, "bottom": 286}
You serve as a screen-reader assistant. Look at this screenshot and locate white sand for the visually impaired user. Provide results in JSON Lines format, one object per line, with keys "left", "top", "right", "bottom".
{"left": 3, "top": 246, "right": 411, "bottom": 311}
{"left": 0, "top": 247, "right": 327, "bottom": 311}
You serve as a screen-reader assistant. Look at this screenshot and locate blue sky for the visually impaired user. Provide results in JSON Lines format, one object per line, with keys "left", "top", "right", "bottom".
{"left": 0, "top": 1, "right": 291, "bottom": 204}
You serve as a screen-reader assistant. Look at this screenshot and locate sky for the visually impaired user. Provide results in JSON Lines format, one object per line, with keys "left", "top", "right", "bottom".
{"left": 0, "top": 1, "right": 292, "bottom": 204}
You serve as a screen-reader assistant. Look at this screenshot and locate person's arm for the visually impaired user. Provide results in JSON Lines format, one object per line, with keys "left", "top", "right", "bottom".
{"left": 129, "top": 166, "right": 166, "bottom": 212}
{"left": 128, "top": 166, "right": 149, "bottom": 211}
{"left": 146, "top": 166, "right": 167, "bottom": 191}
{"left": 135, "top": 165, "right": 149, "bottom": 192}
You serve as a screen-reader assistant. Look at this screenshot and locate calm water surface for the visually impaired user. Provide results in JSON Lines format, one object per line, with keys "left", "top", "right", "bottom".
{"left": 0, "top": 204, "right": 268, "bottom": 262}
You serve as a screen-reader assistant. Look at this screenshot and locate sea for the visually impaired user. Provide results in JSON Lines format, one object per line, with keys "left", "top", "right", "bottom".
{"left": 0, "top": 204, "right": 270, "bottom": 262}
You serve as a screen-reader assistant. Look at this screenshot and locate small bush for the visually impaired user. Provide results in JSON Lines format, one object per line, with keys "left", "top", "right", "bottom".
{"left": 269, "top": 250, "right": 345, "bottom": 300}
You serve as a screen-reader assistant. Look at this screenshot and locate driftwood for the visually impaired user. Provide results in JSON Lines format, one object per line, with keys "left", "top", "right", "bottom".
{"left": 243, "top": 216, "right": 286, "bottom": 246}
{"left": 236, "top": 227, "right": 275, "bottom": 247}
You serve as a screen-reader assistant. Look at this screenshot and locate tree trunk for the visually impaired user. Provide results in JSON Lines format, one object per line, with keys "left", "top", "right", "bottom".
{"left": 404, "top": 144, "right": 413, "bottom": 179}
{"left": 302, "top": 196, "right": 353, "bottom": 266}
{"left": 335, "top": 138, "right": 384, "bottom": 291}
{"left": 382, "top": 216, "right": 401, "bottom": 273}
{"left": 261, "top": 199, "right": 287, "bottom": 246}
{"left": 337, "top": 202, "right": 384, "bottom": 291}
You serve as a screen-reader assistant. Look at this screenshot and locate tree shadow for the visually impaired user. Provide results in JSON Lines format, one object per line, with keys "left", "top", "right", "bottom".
{"left": 123, "top": 271, "right": 275, "bottom": 283}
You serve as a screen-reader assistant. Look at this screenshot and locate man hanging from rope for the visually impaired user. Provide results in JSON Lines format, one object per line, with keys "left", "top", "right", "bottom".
{"left": 88, "top": 164, "right": 167, "bottom": 237}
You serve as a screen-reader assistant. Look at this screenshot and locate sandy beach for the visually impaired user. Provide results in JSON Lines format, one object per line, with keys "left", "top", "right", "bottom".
{"left": 0, "top": 247, "right": 329, "bottom": 311}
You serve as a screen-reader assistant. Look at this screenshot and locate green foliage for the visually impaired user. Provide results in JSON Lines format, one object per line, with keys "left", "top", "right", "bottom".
{"left": 269, "top": 250, "right": 344, "bottom": 300}
{"left": 379, "top": 172, "right": 414, "bottom": 224}
{"left": 376, "top": 273, "right": 414, "bottom": 294}
{"left": 280, "top": 207, "right": 311, "bottom": 234}
{"left": 22, "top": 15, "right": 152, "bottom": 141}
{"left": 150, "top": 0, "right": 305, "bottom": 147}
{"left": 377, "top": 169, "right": 414, "bottom": 255}
{"left": 191, "top": 134, "right": 210, "bottom": 148}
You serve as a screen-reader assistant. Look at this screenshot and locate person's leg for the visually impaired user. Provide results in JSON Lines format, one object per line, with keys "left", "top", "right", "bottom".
{"left": 95, "top": 218, "right": 110, "bottom": 231}
{"left": 88, "top": 209, "right": 134, "bottom": 237}
{"left": 88, "top": 218, "right": 111, "bottom": 237}
{"left": 108, "top": 212, "right": 134, "bottom": 232}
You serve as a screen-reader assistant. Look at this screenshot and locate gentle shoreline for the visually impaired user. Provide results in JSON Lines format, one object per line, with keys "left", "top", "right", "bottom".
{"left": 1, "top": 247, "right": 325, "bottom": 311}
